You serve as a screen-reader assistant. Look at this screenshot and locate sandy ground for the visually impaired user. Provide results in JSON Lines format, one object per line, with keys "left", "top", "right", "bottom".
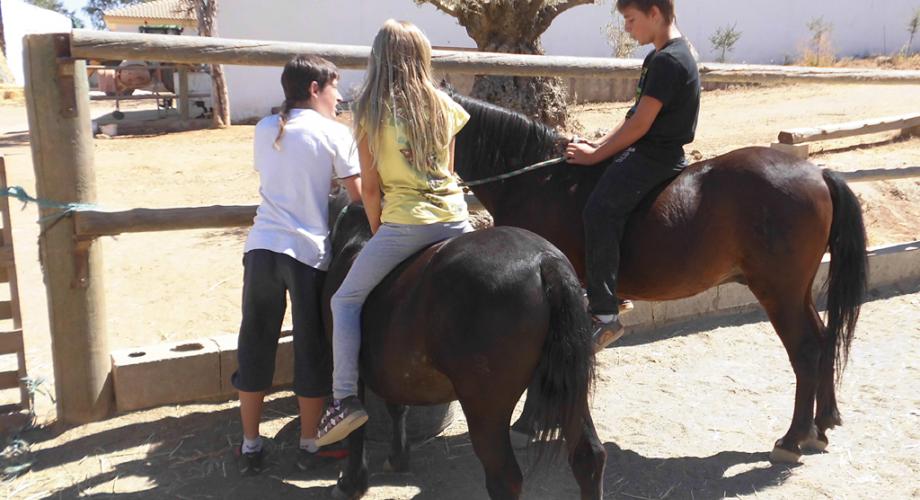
{"left": 0, "top": 81, "right": 918, "bottom": 498}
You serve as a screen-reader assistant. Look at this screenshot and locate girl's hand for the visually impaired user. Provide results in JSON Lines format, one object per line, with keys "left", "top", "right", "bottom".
{"left": 566, "top": 142, "right": 598, "bottom": 165}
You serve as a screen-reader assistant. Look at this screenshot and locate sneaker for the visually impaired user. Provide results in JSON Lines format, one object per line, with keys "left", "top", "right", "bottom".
{"left": 591, "top": 314, "right": 625, "bottom": 353}
{"left": 315, "top": 396, "right": 369, "bottom": 447}
{"left": 619, "top": 299, "right": 634, "bottom": 313}
{"left": 236, "top": 443, "right": 264, "bottom": 476}
{"left": 296, "top": 441, "right": 349, "bottom": 471}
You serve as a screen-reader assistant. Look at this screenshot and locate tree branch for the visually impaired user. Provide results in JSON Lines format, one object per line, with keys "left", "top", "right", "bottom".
{"left": 417, "top": 0, "right": 459, "bottom": 18}
{"left": 536, "top": 0, "right": 596, "bottom": 35}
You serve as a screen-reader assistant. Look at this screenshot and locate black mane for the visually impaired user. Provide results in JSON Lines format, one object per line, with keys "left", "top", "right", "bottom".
{"left": 446, "top": 90, "right": 565, "bottom": 183}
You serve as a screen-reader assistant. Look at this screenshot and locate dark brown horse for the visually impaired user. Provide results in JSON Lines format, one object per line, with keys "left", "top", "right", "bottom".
{"left": 448, "top": 91, "right": 867, "bottom": 464}
{"left": 322, "top": 204, "right": 605, "bottom": 499}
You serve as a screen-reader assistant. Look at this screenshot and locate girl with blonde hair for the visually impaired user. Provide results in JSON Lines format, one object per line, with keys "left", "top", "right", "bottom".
{"left": 316, "top": 19, "right": 472, "bottom": 446}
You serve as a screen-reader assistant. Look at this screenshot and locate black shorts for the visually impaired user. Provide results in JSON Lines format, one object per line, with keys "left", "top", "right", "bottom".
{"left": 231, "top": 249, "right": 331, "bottom": 397}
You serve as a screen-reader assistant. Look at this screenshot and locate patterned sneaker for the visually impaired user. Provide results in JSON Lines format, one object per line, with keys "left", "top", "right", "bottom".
{"left": 315, "top": 396, "right": 369, "bottom": 447}
{"left": 619, "top": 299, "right": 634, "bottom": 313}
{"left": 296, "top": 441, "right": 349, "bottom": 471}
{"left": 236, "top": 443, "right": 264, "bottom": 476}
{"left": 591, "top": 314, "right": 625, "bottom": 353}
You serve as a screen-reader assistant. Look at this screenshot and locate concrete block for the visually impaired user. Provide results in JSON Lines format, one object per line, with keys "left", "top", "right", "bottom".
{"left": 715, "top": 283, "right": 758, "bottom": 312}
{"left": 865, "top": 241, "right": 920, "bottom": 291}
{"left": 212, "top": 332, "right": 294, "bottom": 399}
{"left": 648, "top": 288, "right": 719, "bottom": 326}
{"left": 770, "top": 142, "right": 810, "bottom": 159}
{"left": 112, "top": 339, "right": 221, "bottom": 412}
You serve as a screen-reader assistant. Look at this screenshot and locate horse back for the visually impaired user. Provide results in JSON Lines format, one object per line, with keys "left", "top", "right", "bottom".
{"left": 619, "top": 146, "right": 833, "bottom": 299}
{"left": 344, "top": 227, "right": 561, "bottom": 405}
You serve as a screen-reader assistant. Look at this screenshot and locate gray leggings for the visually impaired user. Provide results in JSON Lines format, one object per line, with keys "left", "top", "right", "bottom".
{"left": 331, "top": 220, "right": 473, "bottom": 400}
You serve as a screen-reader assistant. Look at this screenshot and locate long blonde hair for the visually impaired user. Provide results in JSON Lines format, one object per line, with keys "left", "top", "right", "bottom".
{"left": 353, "top": 20, "right": 450, "bottom": 174}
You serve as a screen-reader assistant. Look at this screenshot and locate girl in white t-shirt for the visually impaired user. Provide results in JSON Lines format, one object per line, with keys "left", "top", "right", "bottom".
{"left": 233, "top": 55, "right": 361, "bottom": 475}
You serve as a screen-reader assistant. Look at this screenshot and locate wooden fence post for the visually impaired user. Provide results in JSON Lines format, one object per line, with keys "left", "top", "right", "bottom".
{"left": 23, "top": 33, "right": 112, "bottom": 423}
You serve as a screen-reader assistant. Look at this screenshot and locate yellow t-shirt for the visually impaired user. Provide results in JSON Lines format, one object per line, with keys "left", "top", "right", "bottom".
{"left": 370, "top": 90, "right": 470, "bottom": 225}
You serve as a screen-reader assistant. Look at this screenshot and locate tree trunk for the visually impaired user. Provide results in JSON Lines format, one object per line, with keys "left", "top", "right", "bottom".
{"left": 193, "top": 0, "right": 230, "bottom": 128}
{"left": 0, "top": 0, "right": 6, "bottom": 56}
{"left": 470, "top": 40, "right": 568, "bottom": 128}
{"left": 448, "top": 2, "right": 585, "bottom": 129}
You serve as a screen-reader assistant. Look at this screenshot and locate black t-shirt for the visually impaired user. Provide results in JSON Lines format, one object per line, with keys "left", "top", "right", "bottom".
{"left": 626, "top": 37, "right": 700, "bottom": 163}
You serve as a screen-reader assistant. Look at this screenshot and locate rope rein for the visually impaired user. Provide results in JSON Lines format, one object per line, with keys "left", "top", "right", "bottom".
{"left": 459, "top": 156, "right": 566, "bottom": 188}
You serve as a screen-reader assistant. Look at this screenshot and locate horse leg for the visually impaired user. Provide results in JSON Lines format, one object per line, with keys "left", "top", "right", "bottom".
{"left": 462, "top": 400, "right": 523, "bottom": 499}
{"left": 333, "top": 387, "right": 369, "bottom": 500}
{"left": 809, "top": 303, "right": 838, "bottom": 452}
{"left": 565, "top": 410, "right": 606, "bottom": 500}
{"left": 383, "top": 403, "right": 410, "bottom": 472}
{"left": 758, "top": 297, "right": 822, "bottom": 463}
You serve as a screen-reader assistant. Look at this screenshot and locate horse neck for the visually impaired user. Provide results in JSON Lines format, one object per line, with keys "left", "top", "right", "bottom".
{"left": 452, "top": 94, "right": 563, "bottom": 187}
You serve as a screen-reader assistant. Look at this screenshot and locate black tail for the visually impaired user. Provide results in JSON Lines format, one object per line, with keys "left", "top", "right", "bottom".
{"left": 529, "top": 254, "right": 595, "bottom": 458}
{"left": 821, "top": 169, "right": 868, "bottom": 385}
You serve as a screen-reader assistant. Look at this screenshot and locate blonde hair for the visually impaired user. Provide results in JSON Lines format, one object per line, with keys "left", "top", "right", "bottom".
{"left": 353, "top": 20, "right": 450, "bottom": 174}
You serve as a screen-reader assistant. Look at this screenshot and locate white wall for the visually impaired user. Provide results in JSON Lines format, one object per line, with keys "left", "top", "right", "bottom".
{"left": 2, "top": 0, "right": 73, "bottom": 85}
{"left": 219, "top": 0, "right": 920, "bottom": 120}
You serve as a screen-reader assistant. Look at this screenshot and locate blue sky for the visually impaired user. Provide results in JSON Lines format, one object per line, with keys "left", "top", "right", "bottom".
{"left": 61, "top": 0, "right": 93, "bottom": 27}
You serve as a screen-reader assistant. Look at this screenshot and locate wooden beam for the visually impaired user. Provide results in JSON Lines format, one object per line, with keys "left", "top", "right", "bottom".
{"left": 24, "top": 33, "right": 113, "bottom": 423}
{"left": 0, "top": 330, "right": 23, "bottom": 356}
{"left": 89, "top": 92, "right": 209, "bottom": 101}
{"left": 69, "top": 30, "right": 920, "bottom": 84}
{"left": 837, "top": 166, "right": 920, "bottom": 183}
{"left": 779, "top": 113, "right": 920, "bottom": 144}
{"left": 0, "top": 370, "right": 20, "bottom": 390}
{"left": 74, "top": 205, "right": 257, "bottom": 238}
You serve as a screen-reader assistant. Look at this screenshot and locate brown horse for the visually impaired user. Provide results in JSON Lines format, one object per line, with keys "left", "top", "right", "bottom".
{"left": 323, "top": 204, "right": 605, "bottom": 499}
{"left": 448, "top": 91, "right": 867, "bottom": 464}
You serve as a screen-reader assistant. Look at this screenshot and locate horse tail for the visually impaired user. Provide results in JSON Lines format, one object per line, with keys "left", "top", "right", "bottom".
{"left": 821, "top": 169, "right": 867, "bottom": 385}
{"left": 529, "top": 254, "right": 595, "bottom": 458}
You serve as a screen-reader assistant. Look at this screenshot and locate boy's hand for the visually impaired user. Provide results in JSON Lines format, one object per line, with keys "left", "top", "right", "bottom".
{"left": 566, "top": 142, "right": 597, "bottom": 165}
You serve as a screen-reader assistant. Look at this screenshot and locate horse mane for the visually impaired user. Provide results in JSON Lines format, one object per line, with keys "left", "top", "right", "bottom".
{"left": 446, "top": 90, "right": 565, "bottom": 181}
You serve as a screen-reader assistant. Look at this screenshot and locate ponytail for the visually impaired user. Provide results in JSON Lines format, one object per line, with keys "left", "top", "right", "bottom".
{"left": 272, "top": 55, "right": 339, "bottom": 151}
{"left": 273, "top": 99, "right": 293, "bottom": 150}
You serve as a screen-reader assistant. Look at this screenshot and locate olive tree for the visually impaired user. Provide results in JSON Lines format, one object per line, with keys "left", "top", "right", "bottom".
{"left": 416, "top": 0, "right": 597, "bottom": 127}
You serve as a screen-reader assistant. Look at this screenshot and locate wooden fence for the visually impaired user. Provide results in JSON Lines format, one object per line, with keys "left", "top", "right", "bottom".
{"left": 23, "top": 30, "right": 920, "bottom": 423}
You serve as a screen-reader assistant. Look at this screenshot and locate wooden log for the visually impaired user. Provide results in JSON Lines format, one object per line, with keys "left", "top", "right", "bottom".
{"left": 24, "top": 33, "right": 113, "bottom": 423}
{"left": 89, "top": 92, "right": 208, "bottom": 101}
{"left": 178, "top": 65, "right": 189, "bottom": 120}
{"left": 69, "top": 30, "right": 920, "bottom": 84}
{"left": 74, "top": 205, "right": 257, "bottom": 238}
{"left": 778, "top": 113, "right": 920, "bottom": 144}
{"left": 837, "top": 166, "right": 920, "bottom": 183}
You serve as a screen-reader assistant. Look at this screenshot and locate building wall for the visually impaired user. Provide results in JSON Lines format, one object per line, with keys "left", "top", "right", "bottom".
{"left": 2, "top": 0, "right": 73, "bottom": 85}
{"left": 219, "top": 0, "right": 920, "bottom": 120}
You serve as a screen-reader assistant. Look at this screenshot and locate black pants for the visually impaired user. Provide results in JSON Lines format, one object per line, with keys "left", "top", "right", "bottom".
{"left": 232, "top": 249, "right": 331, "bottom": 397}
{"left": 583, "top": 147, "right": 685, "bottom": 315}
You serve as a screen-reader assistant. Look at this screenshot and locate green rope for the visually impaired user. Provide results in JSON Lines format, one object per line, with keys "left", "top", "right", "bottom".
{"left": 2, "top": 186, "right": 98, "bottom": 224}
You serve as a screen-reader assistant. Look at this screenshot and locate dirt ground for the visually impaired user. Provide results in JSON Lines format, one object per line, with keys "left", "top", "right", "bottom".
{"left": 0, "top": 81, "right": 919, "bottom": 498}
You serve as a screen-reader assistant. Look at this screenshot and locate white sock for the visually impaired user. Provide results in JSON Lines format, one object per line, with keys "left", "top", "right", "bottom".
{"left": 242, "top": 436, "right": 262, "bottom": 454}
{"left": 300, "top": 437, "right": 319, "bottom": 453}
{"left": 594, "top": 313, "right": 615, "bottom": 323}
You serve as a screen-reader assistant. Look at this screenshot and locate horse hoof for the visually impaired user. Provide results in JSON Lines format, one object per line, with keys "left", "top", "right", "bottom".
{"left": 330, "top": 485, "right": 350, "bottom": 500}
{"left": 382, "top": 457, "right": 409, "bottom": 473}
{"left": 510, "top": 429, "right": 532, "bottom": 450}
{"left": 769, "top": 445, "right": 802, "bottom": 464}
{"left": 801, "top": 425, "right": 828, "bottom": 452}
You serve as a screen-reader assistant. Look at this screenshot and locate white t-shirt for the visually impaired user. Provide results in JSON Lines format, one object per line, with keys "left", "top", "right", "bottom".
{"left": 245, "top": 109, "right": 360, "bottom": 271}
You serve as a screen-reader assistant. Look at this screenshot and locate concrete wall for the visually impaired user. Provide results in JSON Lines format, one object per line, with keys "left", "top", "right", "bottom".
{"left": 1, "top": 0, "right": 73, "bottom": 85}
{"left": 218, "top": 0, "right": 920, "bottom": 120}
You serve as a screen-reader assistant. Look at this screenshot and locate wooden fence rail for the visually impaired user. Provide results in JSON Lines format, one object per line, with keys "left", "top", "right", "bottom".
{"left": 69, "top": 30, "right": 920, "bottom": 84}
{"left": 70, "top": 167, "right": 920, "bottom": 239}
